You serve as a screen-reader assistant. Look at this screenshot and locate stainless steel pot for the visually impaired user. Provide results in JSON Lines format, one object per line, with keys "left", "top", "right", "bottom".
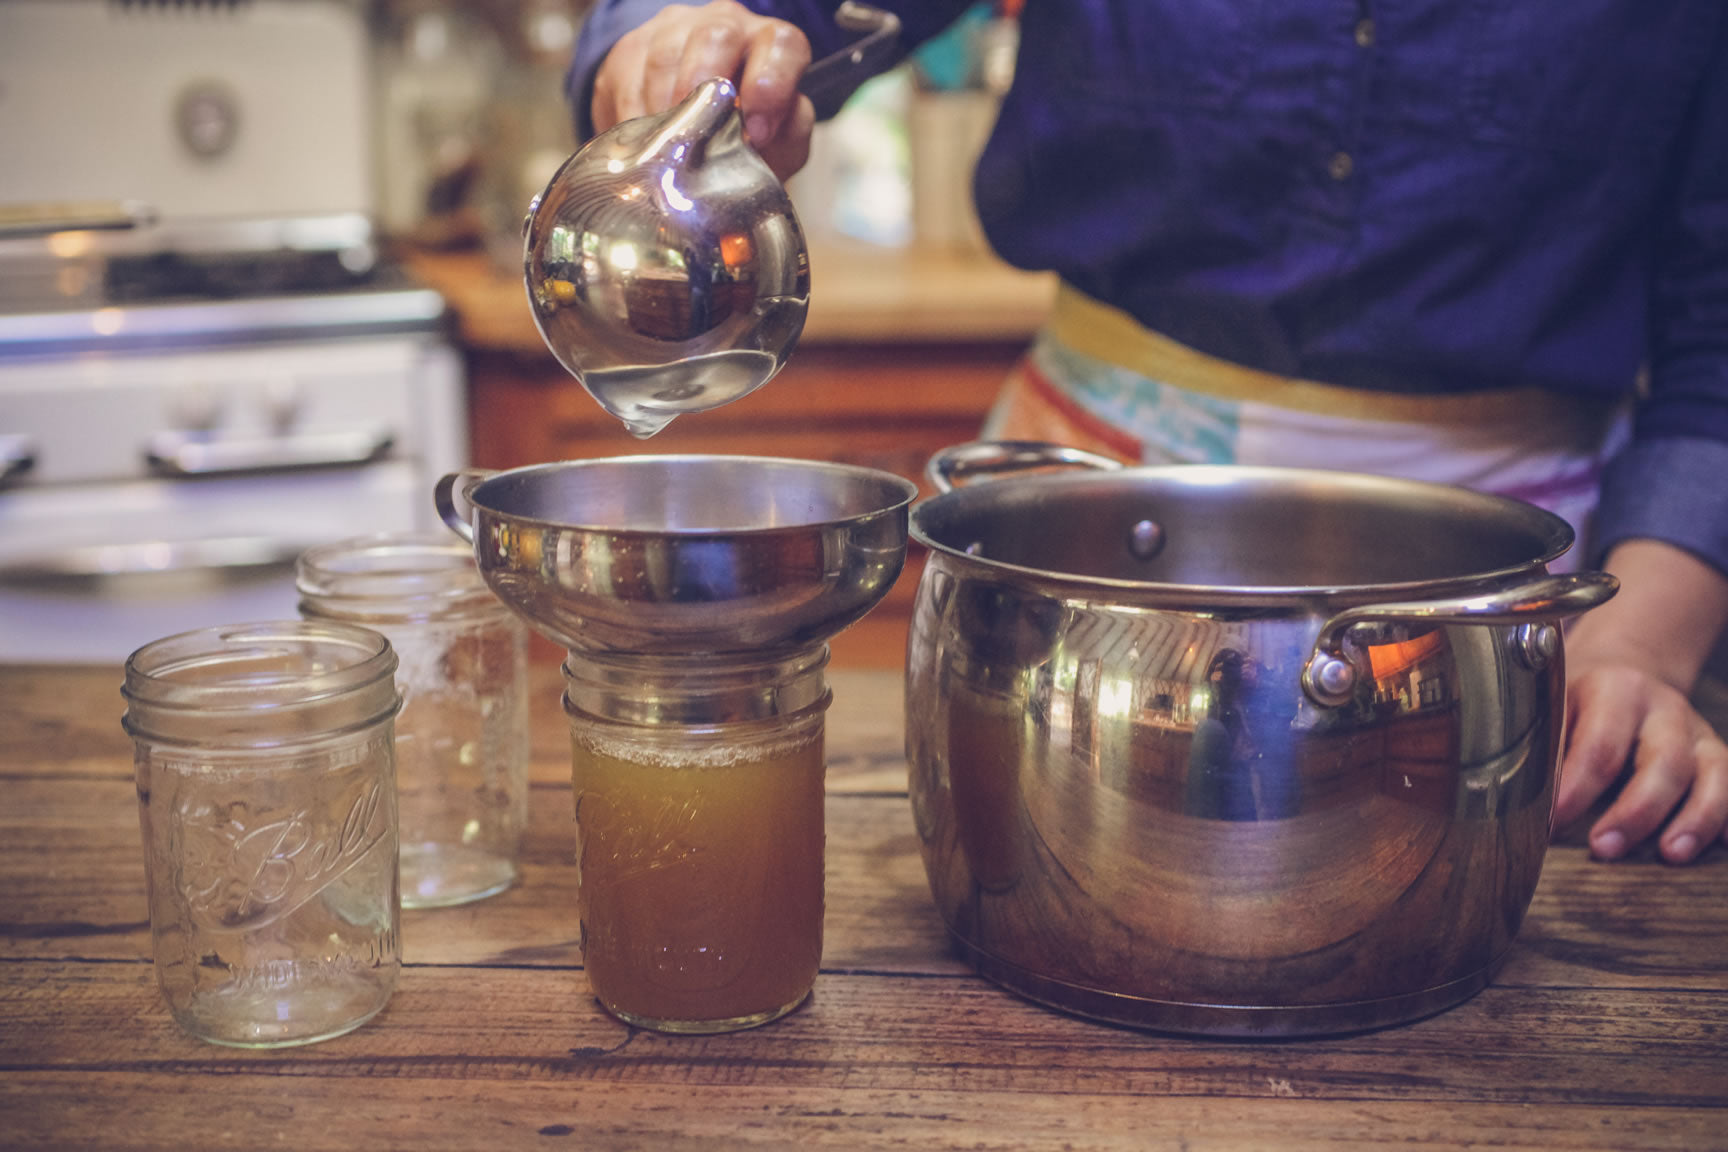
{"left": 905, "top": 442, "right": 1619, "bottom": 1037}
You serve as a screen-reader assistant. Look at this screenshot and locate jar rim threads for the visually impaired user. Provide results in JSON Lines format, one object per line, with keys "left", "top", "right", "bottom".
{"left": 121, "top": 620, "right": 400, "bottom": 750}
{"left": 562, "top": 644, "right": 831, "bottom": 727}
{"left": 296, "top": 531, "right": 505, "bottom": 624}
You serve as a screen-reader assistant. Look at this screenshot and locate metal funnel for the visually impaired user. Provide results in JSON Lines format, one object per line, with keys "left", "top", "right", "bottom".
{"left": 437, "top": 455, "right": 917, "bottom": 656}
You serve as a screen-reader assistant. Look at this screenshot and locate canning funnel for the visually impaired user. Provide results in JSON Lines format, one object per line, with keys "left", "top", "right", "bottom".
{"left": 523, "top": 4, "right": 902, "bottom": 437}
{"left": 435, "top": 455, "right": 917, "bottom": 656}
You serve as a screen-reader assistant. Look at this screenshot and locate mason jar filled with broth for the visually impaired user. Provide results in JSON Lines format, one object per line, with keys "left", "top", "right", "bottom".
{"left": 561, "top": 644, "right": 831, "bottom": 1034}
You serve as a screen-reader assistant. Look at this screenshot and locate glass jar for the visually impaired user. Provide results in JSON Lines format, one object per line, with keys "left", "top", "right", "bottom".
{"left": 121, "top": 621, "right": 402, "bottom": 1048}
{"left": 563, "top": 645, "right": 832, "bottom": 1033}
{"left": 297, "top": 533, "right": 530, "bottom": 908}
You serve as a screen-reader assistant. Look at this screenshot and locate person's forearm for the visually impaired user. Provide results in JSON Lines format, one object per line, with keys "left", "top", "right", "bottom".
{"left": 569, "top": 1, "right": 971, "bottom": 137}
{"left": 1569, "top": 538, "right": 1728, "bottom": 692}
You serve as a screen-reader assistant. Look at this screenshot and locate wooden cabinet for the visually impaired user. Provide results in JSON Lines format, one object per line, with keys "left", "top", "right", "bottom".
{"left": 407, "top": 244, "right": 1056, "bottom": 667}
{"left": 466, "top": 340, "right": 1018, "bottom": 479}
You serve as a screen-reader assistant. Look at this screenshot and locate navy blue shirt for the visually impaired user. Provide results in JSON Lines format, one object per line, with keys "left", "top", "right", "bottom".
{"left": 571, "top": 1, "right": 1728, "bottom": 573}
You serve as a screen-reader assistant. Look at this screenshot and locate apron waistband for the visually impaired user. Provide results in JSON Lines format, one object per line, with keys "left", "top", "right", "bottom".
{"left": 1049, "top": 283, "right": 1607, "bottom": 430}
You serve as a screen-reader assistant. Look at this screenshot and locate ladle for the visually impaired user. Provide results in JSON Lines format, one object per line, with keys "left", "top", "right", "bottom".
{"left": 522, "top": 3, "right": 903, "bottom": 438}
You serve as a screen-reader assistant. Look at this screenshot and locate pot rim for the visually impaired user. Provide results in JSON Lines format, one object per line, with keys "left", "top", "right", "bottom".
{"left": 910, "top": 463, "right": 1577, "bottom": 602}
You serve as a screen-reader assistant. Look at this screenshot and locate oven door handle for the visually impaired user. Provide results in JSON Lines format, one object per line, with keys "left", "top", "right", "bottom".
{"left": 0, "top": 537, "right": 303, "bottom": 583}
{"left": 0, "top": 198, "right": 157, "bottom": 239}
{"left": 145, "top": 428, "right": 395, "bottom": 476}
{"left": 0, "top": 435, "right": 36, "bottom": 488}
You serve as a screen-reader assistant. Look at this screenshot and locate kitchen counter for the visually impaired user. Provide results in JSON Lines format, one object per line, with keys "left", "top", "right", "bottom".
{"left": 402, "top": 238, "right": 1058, "bottom": 352}
{"left": 4, "top": 661, "right": 1726, "bottom": 1151}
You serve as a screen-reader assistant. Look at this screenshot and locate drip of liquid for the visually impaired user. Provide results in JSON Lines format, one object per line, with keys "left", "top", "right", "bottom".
{"left": 582, "top": 349, "right": 781, "bottom": 438}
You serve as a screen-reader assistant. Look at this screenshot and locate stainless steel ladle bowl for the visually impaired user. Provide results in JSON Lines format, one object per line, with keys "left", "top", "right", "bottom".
{"left": 522, "top": 4, "right": 901, "bottom": 437}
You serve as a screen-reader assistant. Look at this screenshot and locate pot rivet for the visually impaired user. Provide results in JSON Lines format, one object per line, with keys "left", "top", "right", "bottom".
{"left": 1515, "top": 622, "right": 1560, "bottom": 670}
{"left": 1303, "top": 654, "right": 1357, "bottom": 706}
{"left": 1128, "top": 518, "right": 1165, "bottom": 561}
{"left": 964, "top": 541, "right": 984, "bottom": 557}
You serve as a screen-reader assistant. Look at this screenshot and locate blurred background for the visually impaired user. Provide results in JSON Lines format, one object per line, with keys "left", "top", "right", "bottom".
{"left": 368, "top": 0, "right": 1018, "bottom": 262}
{"left": 0, "top": 0, "right": 1050, "bottom": 668}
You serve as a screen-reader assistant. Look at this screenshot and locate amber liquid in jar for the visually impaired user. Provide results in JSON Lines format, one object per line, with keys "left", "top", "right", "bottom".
{"left": 571, "top": 715, "right": 825, "bottom": 1033}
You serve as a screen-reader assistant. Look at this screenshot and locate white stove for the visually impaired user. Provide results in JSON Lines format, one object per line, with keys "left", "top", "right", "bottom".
{"left": 0, "top": 0, "right": 469, "bottom": 663}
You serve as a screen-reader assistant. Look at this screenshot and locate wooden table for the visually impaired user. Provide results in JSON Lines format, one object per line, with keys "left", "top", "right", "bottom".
{"left": 3, "top": 662, "right": 1725, "bottom": 1150}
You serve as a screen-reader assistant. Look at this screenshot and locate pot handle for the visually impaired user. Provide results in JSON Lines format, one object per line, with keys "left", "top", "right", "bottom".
{"left": 434, "top": 469, "right": 496, "bottom": 544}
{"left": 1301, "top": 571, "right": 1620, "bottom": 707}
{"left": 927, "top": 440, "right": 1124, "bottom": 494}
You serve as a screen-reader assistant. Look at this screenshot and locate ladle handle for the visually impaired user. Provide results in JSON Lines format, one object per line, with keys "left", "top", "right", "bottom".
{"left": 800, "top": 2, "right": 904, "bottom": 120}
{"left": 926, "top": 440, "right": 1124, "bottom": 493}
{"left": 435, "top": 469, "right": 495, "bottom": 544}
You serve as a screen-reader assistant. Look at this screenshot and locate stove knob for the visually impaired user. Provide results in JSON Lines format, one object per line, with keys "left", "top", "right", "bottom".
{"left": 169, "top": 381, "right": 224, "bottom": 432}
{"left": 176, "top": 81, "right": 241, "bottom": 161}
{"left": 263, "top": 376, "right": 304, "bottom": 432}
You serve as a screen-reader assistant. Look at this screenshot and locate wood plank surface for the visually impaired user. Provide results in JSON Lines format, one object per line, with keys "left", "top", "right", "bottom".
{"left": 2, "top": 663, "right": 1725, "bottom": 1151}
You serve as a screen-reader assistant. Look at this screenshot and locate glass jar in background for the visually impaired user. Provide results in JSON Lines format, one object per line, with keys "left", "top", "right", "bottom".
{"left": 477, "top": 0, "right": 581, "bottom": 271}
{"left": 122, "top": 621, "right": 402, "bottom": 1048}
{"left": 373, "top": 0, "right": 503, "bottom": 243}
{"left": 563, "top": 646, "right": 832, "bottom": 1034}
{"left": 297, "top": 533, "right": 530, "bottom": 908}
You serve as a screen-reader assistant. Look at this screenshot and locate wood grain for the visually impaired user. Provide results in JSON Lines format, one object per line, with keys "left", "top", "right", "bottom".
{"left": 3, "top": 663, "right": 1725, "bottom": 1151}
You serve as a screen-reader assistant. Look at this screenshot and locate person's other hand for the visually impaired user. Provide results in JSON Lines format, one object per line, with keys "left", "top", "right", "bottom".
{"left": 1553, "top": 540, "right": 1728, "bottom": 864}
{"left": 1558, "top": 663, "right": 1728, "bottom": 862}
{"left": 591, "top": 1, "right": 817, "bottom": 182}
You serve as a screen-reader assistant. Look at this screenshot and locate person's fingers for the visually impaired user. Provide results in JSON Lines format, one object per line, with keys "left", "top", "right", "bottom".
{"left": 591, "top": 30, "right": 650, "bottom": 131}
{"left": 638, "top": 15, "right": 701, "bottom": 120}
{"left": 1585, "top": 684, "right": 1700, "bottom": 860}
{"left": 755, "top": 94, "right": 815, "bottom": 182}
{"left": 674, "top": 18, "right": 750, "bottom": 106}
{"left": 594, "top": 2, "right": 748, "bottom": 130}
{"left": 1655, "top": 716, "right": 1728, "bottom": 863}
{"left": 1554, "top": 667, "right": 1643, "bottom": 828}
{"left": 590, "top": 0, "right": 813, "bottom": 177}
{"left": 736, "top": 20, "right": 812, "bottom": 148}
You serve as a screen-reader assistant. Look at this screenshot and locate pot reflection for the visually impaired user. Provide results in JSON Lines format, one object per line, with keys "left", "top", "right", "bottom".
{"left": 908, "top": 571, "right": 1565, "bottom": 1037}
{"left": 1182, "top": 648, "right": 1299, "bottom": 822}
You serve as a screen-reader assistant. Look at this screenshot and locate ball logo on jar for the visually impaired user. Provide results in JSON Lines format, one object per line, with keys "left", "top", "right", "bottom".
{"left": 178, "top": 778, "right": 391, "bottom": 932}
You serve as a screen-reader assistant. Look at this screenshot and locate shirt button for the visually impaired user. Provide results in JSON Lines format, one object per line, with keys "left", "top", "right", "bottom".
{"left": 1328, "top": 151, "right": 1354, "bottom": 181}
{"left": 1354, "top": 18, "right": 1375, "bottom": 48}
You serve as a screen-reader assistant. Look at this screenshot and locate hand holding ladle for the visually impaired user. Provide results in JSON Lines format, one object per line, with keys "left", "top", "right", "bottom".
{"left": 522, "top": 3, "right": 902, "bottom": 437}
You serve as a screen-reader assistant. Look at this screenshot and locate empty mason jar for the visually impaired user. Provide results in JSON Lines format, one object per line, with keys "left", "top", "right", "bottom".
{"left": 297, "top": 533, "right": 530, "bottom": 908}
{"left": 122, "top": 621, "right": 402, "bottom": 1048}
